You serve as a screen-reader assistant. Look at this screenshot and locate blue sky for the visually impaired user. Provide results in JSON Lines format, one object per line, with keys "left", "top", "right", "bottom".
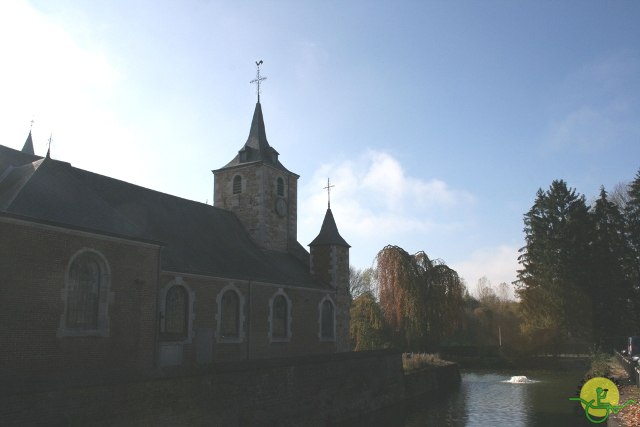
{"left": 1, "top": 1, "right": 639, "bottom": 297}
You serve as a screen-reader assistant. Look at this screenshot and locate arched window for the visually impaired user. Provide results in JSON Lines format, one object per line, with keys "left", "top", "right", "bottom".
{"left": 233, "top": 175, "right": 242, "bottom": 194}
{"left": 67, "top": 253, "right": 101, "bottom": 329}
{"left": 164, "top": 285, "right": 188, "bottom": 339}
{"left": 277, "top": 177, "right": 285, "bottom": 197}
{"left": 320, "top": 299, "right": 335, "bottom": 340}
{"left": 220, "top": 290, "right": 240, "bottom": 339}
{"left": 269, "top": 290, "right": 291, "bottom": 342}
{"left": 58, "top": 249, "right": 111, "bottom": 337}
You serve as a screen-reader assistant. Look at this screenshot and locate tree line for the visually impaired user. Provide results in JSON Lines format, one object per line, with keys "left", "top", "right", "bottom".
{"left": 516, "top": 170, "right": 640, "bottom": 351}
{"left": 349, "top": 168, "right": 640, "bottom": 354}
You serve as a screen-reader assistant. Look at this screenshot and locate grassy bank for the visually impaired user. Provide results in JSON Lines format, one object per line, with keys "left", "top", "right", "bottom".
{"left": 584, "top": 351, "right": 611, "bottom": 379}
{"left": 402, "top": 353, "right": 455, "bottom": 373}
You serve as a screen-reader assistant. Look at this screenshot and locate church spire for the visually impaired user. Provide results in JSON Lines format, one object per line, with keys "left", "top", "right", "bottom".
{"left": 216, "top": 61, "right": 291, "bottom": 171}
{"left": 21, "top": 119, "right": 36, "bottom": 155}
{"left": 246, "top": 102, "right": 270, "bottom": 154}
{"left": 22, "top": 130, "right": 35, "bottom": 155}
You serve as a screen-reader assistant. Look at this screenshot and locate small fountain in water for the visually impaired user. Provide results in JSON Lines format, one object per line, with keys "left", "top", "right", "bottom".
{"left": 504, "top": 375, "right": 538, "bottom": 383}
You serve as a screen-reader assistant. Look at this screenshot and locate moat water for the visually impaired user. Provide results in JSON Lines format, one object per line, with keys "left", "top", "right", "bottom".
{"left": 358, "top": 368, "right": 592, "bottom": 426}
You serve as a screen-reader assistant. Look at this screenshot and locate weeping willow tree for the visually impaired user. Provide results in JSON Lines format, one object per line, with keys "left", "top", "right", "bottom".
{"left": 377, "top": 245, "right": 465, "bottom": 351}
{"left": 350, "top": 292, "right": 390, "bottom": 351}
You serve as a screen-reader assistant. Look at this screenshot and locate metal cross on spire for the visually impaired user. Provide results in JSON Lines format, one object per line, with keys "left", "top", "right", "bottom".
{"left": 29, "top": 118, "right": 34, "bottom": 131}
{"left": 250, "top": 60, "right": 267, "bottom": 103}
{"left": 323, "top": 178, "right": 335, "bottom": 209}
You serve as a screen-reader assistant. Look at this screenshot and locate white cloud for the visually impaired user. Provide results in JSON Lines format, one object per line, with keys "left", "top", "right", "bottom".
{"left": 298, "top": 150, "right": 475, "bottom": 265}
{"left": 451, "top": 245, "right": 520, "bottom": 298}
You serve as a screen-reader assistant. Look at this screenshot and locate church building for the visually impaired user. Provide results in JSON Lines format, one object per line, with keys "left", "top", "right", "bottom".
{"left": 0, "top": 96, "right": 350, "bottom": 380}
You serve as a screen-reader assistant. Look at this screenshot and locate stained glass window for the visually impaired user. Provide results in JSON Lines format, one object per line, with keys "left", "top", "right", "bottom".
{"left": 272, "top": 295, "right": 288, "bottom": 339}
{"left": 165, "top": 285, "right": 188, "bottom": 338}
{"left": 67, "top": 255, "right": 101, "bottom": 329}
{"left": 220, "top": 290, "right": 240, "bottom": 338}
{"left": 321, "top": 300, "right": 335, "bottom": 339}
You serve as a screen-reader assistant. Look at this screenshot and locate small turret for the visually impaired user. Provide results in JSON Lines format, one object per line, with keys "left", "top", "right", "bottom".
{"left": 309, "top": 205, "right": 350, "bottom": 352}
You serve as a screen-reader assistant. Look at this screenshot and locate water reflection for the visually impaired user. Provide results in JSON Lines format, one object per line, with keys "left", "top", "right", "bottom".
{"left": 410, "top": 370, "right": 591, "bottom": 427}
{"left": 352, "top": 369, "right": 592, "bottom": 426}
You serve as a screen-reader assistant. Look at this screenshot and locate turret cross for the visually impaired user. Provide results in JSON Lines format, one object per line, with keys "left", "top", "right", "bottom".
{"left": 323, "top": 178, "right": 335, "bottom": 209}
{"left": 250, "top": 60, "right": 267, "bottom": 103}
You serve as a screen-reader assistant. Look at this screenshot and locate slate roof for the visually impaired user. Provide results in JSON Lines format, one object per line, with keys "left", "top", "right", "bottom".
{"left": 309, "top": 208, "right": 350, "bottom": 248}
{"left": 215, "top": 103, "right": 295, "bottom": 175}
{"left": 0, "top": 143, "right": 328, "bottom": 289}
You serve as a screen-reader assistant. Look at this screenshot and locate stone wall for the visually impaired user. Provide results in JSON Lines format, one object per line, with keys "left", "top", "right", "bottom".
{"left": 213, "top": 163, "right": 298, "bottom": 252}
{"left": 404, "top": 363, "right": 461, "bottom": 399}
{"left": 1, "top": 350, "right": 408, "bottom": 427}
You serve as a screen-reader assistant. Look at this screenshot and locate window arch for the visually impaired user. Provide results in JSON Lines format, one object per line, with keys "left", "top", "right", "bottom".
{"left": 58, "top": 249, "right": 111, "bottom": 337}
{"left": 269, "top": 289, "right": 292, "bottom": 342}
{"left": 159, "top": 277, "right": 194, "bottom": 343}
{"left": 277, "top": 177, "right": 285, "bottom": 197}
{"left": 319, "top": 296, "right": 336, "bottom": 341}
{"left": 216, "top": 284, "right": 245, "bottom": 343}
{"left": 233, "top": 175, "right": 242, "bottom": 194}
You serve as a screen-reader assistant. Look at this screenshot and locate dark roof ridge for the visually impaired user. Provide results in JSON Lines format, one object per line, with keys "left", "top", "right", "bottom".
{"left": 4, "top": 158, "right": 146, "bottom": 237}
{"left": 69, "top": 163, "right": 231, "bottom": 213}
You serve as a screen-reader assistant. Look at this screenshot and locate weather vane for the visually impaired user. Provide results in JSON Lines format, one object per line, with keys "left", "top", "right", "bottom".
{"left": 250, "top": 60, "right": 267, "bottom": 103}
{"left": 323, "top": 178, "right": 335, "bottom": 209}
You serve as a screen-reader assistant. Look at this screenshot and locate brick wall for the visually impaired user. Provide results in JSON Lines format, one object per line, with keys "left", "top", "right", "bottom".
{"left": 158, "top": 273, "right": 338, "bottom": 365}
{"left": 0, "top": 217, "right": 160, "bottom": 379}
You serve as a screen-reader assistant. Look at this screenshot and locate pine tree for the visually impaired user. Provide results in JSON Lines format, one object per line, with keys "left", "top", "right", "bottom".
{"left": 516, "top": 180, "right": 593, "bottom": 347}
{"left": 624, "top": 169, "right": 640, "bottom": 330}
{"left": 625, "top": 170, "right": 640, "bottom": 283}
{"left": 592, "top": 187, "right": 633, "bottom": 345}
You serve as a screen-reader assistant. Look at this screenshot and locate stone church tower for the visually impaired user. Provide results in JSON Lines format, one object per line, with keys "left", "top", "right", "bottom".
{"left": 213, "top": 102, "right": 298, "bottom": 252}
{"left": 310, "top": 207, "right": 351, "bottom": 352}
{"left": 214, "top": 94, "right": 351, "bottom": 352}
